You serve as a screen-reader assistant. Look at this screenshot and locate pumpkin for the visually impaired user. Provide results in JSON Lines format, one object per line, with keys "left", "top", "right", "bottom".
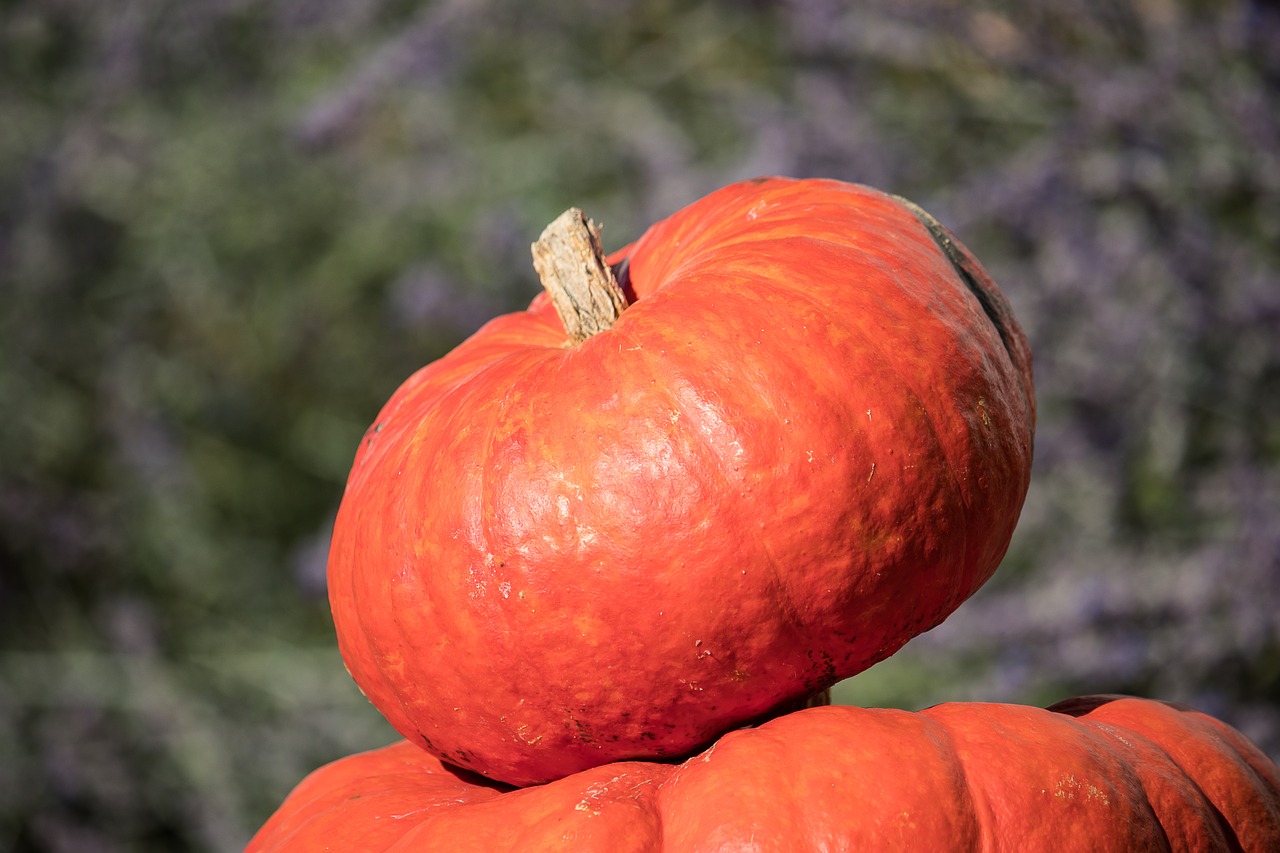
{"left": 327, "top": 177, "right": 1037, "bottom": 785}
{"left": 246, "top": 696, "right": 1280, "bottom": 852}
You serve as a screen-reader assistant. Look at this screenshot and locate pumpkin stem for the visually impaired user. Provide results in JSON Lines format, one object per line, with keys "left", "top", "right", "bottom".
{"left": 531, "top": 208, "right": 629, "bottom": 344}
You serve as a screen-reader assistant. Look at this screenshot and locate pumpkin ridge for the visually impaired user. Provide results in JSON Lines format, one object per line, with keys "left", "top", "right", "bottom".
{"left": 631, "top": 260, "right": 979, "bottom": 658}
{"left": 616, "top": 181, "right": 880, "bottom": 294}
{"left": 474, "top": 348, "right": 538, "bottom": 716}
{"left": 1065, "top": 700, "right": 1267, "bottom": 848}
{"left": 1080, "top": 717, "right": 1232, "bottom": 847}
{"left": 354, "top": 345, "right": 565, "bottom": 764}
{"left": 1094, "top": 699, "right": 1280, "bottom": 847}
{"left": 333, "top": 478, "right": 425, "bottom": 747}
{"left": 919, "top": 704, "right": 998, "bottom": 851}
{"left": 611, "top": 321, "right": 816, "bottom": 694}
{"left": 356, "top": 337, "right": 559, "bottom": 481}
{"left": 768, "top": 267, "right": 982, "bottom": 620}
{"left": 613, "top": 206, "right": 1020, "bottom": 701}
{"left": 471, "top": 346, "right": 647, "bottom": 769}
{"left": 623, "top": 224, "right": 985, "bottom": 548}
{"left": 629, "top": 212, "right": 995, "bottom": 599}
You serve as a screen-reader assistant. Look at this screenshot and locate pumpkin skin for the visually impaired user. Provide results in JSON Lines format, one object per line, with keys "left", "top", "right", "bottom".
{"left": 247, "top": 696, "right": 1280, "bottom": 852}
{"left": 327, "top": 177, "right": 1036, "bottom": 785}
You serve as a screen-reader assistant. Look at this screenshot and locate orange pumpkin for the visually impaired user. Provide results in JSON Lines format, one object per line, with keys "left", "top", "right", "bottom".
{"left": 247, "top": 696, "right": 1280, "bottom": 852}
{"left": 327, "top": 177, "right": 1036, "bottom": 784}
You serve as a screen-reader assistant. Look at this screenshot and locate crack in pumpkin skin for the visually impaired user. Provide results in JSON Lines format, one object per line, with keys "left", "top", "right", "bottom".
{"left": 247, "top": 697, "right": 1280, "bottom": 852}
{"left": 327, "top": 177, "right": 1037, "bottom": 786}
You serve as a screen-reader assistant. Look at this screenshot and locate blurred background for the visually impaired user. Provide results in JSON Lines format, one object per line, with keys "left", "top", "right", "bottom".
{"left": 2, "top": 0, "right": 1278, "bottom": 849}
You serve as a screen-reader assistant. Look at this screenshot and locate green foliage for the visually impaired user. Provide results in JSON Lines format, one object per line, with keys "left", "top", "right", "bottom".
{"left": 3, "top": 1, "right": 1278, "bottom": 849}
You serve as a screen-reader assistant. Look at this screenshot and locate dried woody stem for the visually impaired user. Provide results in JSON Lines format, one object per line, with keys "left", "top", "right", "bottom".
{"left": 531, "top": 208, "right": 628, "bottom": 344}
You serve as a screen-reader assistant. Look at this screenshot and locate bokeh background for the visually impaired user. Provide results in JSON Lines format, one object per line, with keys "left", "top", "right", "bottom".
{"left": 3, "top": 0, "right": 1278, "bottom": 849}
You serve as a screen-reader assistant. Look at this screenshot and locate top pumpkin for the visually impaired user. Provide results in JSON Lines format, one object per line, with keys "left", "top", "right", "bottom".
{"left": 327, "top": 177, "right": 1036, "bottom": 785}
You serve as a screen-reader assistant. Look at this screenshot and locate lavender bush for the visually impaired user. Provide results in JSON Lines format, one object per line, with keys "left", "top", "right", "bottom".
{"left": 2, "top": 1, "right": 1277, "bottom": 849}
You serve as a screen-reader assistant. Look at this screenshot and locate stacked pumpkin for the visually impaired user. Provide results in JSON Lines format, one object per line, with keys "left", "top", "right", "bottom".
{"left": 248, "top": 178, "right": 1280, "bottom": 851}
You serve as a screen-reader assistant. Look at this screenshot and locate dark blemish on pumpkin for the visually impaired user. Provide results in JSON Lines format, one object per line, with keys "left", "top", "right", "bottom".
{"left": 567, "top": 715, "right": 596, "bottom": 743}
{"left": 363, "top": 421, "right": 386, "bottom": 445}
{"left": 748, "top": 177, "right": 770, "bottom": 185}
{"left": 894, "top": 195, "right": 1019, "bottom": 369}
{"left": 803, "top": 649, "right": 837, "bottom": 686}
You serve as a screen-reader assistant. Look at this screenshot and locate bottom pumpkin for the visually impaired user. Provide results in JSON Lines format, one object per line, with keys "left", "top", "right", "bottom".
{"left": 247, "top": 696, "right": 1280, "bottom": 852}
